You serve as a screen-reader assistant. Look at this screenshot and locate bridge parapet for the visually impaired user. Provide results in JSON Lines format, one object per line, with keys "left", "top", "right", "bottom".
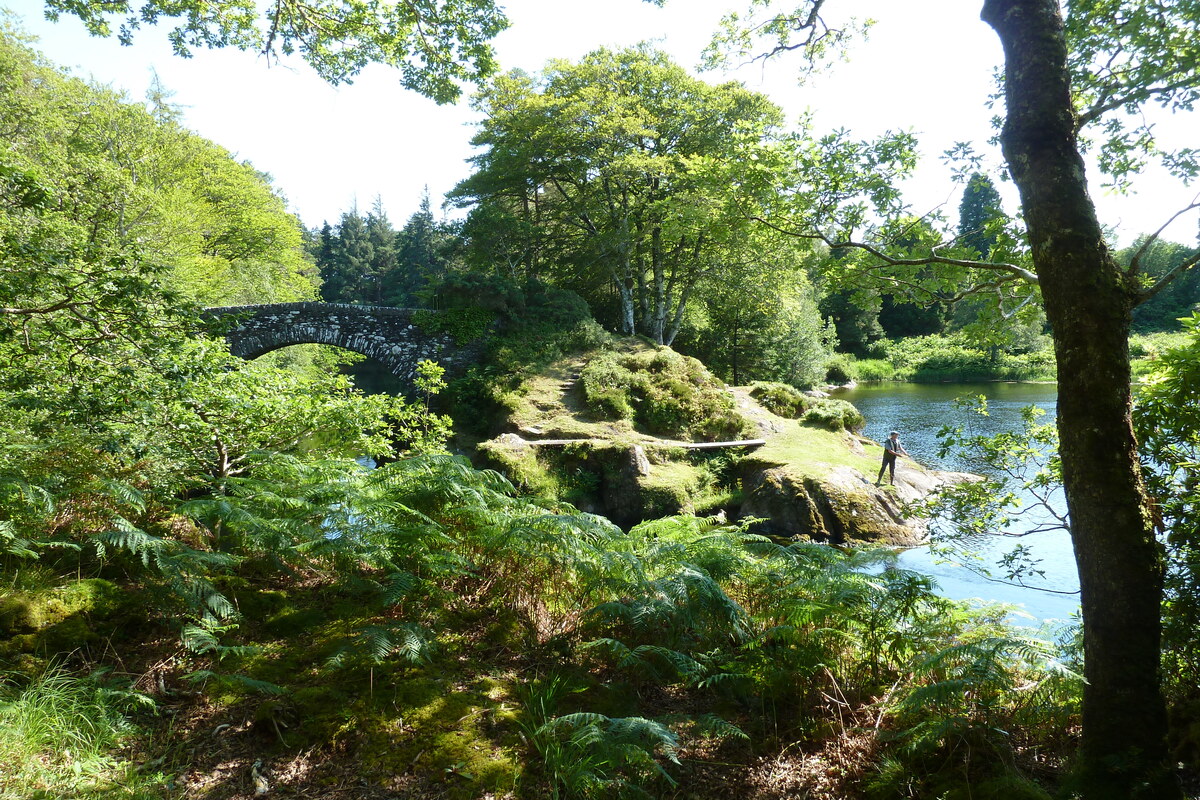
{"left": 206, "top": 302, "right": 480, "bottom": 385}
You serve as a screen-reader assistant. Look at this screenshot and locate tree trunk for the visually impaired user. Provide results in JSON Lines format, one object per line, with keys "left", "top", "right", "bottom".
{"left": 614, "top": 248, "right": 636, "bottom": 336}
{"left": 649, "top": 224, "right": 667, "bottom": 345}
{"left": 981, "top": 1, "right": 1177, "bottom": 797}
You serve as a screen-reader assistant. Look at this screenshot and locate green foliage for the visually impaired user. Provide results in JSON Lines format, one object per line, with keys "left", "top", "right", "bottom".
{"left": 519, "top": 675, "right": 689, "bottom": 799}
{"left": 915, "top": 398, "right": 1067, "bottom": 587}
{"left": 0, "top": 668, "right": 165, "bottom": 800}
{"left": 451, "top": 45, "right": 790, "bottom": 345}
{"left": 870, "top": 629, "right": 1079, "bottom": 800}
{"left": 440, "top": 279, "right": 607, "bottom": 437}
{"left": 412, "top": 306, "right": 495, "bottom": 345}
{"left": 875, "top": 334, "right": 1055, "bottom": 382}
{"left": 958, "top": 173, "right": 1006, "bottom": 260}
{"left": 849, "top": 357, "right": 896, "bottom": 382}
{"left": 1134, "top": 313, "right": 1200, "bottom": 705}
{"left": 315, "top": 192, "right": 466, "bottom": 307}
{"left": 0, "top": 28, "right": 315, "bottom": 309}
{"left": 1123, "top": 236, "right": 1200, "bottom": 333}
{"left": 749, "top": 381, "right": 810, "bottom": 418}
{"left": 579, "top": 347, "right": 753, "bottom": 441}
{"left": 823, "top": 354, "right": 855, "bottom": 384}
{"left": 680, "top": 256, "right": 835, "bottom": 387}
{"left": 801, "top": 398, "right": 865, "bottom": 433}
{"left": 1063, "top": 0, "right": 1200, "bottom": 190}
{"left": 43, "top": 0, "right": 508, "bottom": 101}
{"left": 821, "top": 287, "right": 886, "bottom": 358}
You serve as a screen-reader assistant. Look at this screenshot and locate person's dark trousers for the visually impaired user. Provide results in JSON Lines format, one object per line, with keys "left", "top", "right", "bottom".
{"left": 877, "top": 452, "right": 896, "bottom": 485}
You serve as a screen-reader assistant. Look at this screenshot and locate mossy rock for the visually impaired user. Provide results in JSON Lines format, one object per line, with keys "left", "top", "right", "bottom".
{"left": 635, "top": 461, "right": 701, "bottom": 521}
{"left": 800, "top": 398, "right": 866, "bottom": 433}
{"left": 579, "top": 344, "right": 753, "bottom": 441}
{"left": 0, "top": 579, "right": 135, "bottom": 656}
{"left": 263, "top": 606, "right": 328, "bottom": 638}
{"left": 476, "top": 436, "right": 562, "bottom": 498}
{"left": 348, "top": 675, "right": 520, "bottom": 798}
{"left": 0, "top": 578, "right": 127, "bottom": 634}
{"left": 741, "top": 465, "right": 924, "bottom": 546}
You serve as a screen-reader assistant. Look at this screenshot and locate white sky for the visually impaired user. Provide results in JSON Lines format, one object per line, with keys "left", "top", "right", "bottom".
{"left": 3, "top": 0, "right": 1197, "bottom": 247}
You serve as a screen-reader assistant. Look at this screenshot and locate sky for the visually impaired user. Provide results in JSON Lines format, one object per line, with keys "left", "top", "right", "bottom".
{"left": 3, "top": 0, "right": 1197, "bottom": 247}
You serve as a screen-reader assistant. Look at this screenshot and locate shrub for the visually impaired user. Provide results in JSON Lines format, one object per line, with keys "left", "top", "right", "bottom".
{"left": 883, "top": 333, "right": 1056, "bottom": 382}
{"left": 580, "top": 347, "right": 752, "bottom": 441}
{"left": 801, "top": 398, "right": 866, "bottom": 433}
{"left": 559, "top": 319, "right": 614, "bottom": 354}
{"left": 852, "top": 358, "right": 896, "bottom": 381}
{"left": 824, "top": 356, "right": 856, "bottom": 384}
{"left": 412, "top": 306, "right": 495, "bottom": 345}
{"left": 749, "top": 381, "right": 809, "bottom": 418}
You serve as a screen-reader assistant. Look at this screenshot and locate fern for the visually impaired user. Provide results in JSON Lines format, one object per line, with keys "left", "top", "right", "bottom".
{"left": 184, "top": 670, "right": 286, "bottom": 696}
{"left": 0, "top": 520, "right": 40, "bottom": 560}
{"left": 324, "top": 622, "right": 434, "bottom": 669}
{"left": 94, "top": 479, "right": 146, "bottom": 513}
{"left": 581, "top": 639, "right": 706, "bottom": 685}
{"left": 181, "top": 621, "right": 262, "bottom": 661}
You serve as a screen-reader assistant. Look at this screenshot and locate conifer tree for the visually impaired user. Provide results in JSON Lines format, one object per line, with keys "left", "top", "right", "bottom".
{"left": 324, "top": 208, "right": 374, "bottom": 303}
{"left": 957, "top": 173, "right": 1005, "bottom": 259}
{"left": 390, "top": 190, "right": 444, "bottom": 306}
{"left": 365, "top": 197, "right": 398, "bottom": 305}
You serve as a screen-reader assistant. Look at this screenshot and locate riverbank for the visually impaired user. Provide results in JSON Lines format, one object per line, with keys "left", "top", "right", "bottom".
{"left": 836, "top": 380, "right": 1080, "bottom": 622}
{"left": 831, "top": 329, "right": 1186, "bottom": 383}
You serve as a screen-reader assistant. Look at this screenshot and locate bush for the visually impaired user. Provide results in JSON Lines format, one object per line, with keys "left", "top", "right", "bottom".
{"left": 824, "top": 355, "right": 856, "bottom": 384}
{"left": 749, "top": 381, "right": 809, "bottom": 418}
{"left": 558, "top": 319, "right": 614, "bottom": 354}
{"left": 412, "top": 306, "right": 495, "bottom": 345}
{"left": 851, "top": 358, "right": 896, "bottom": 381}
{"left": 580, "top": 346, "right": 752, "bottom": 441}
{"left": 882, "top": 333, "right": 1056, "bottom": 382}
{"left": 801, "top": 398, "right": 866, "bottom": 433}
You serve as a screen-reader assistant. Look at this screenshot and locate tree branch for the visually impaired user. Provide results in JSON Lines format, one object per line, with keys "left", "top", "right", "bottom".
{"left": 750, "top": 215, "right": 1040, "bottom": 283}
{"left": 1123, "top": 194, "right": 1200, "bottom": 302}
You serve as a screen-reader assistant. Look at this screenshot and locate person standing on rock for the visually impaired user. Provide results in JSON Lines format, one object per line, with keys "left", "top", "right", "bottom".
{"left": 876, "top": 431, "right": 909, "bottom": 486}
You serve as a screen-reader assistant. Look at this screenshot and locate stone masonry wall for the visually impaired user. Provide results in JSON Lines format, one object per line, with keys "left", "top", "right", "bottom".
{"left": 205, "top": 302, "right": 480, "bottom": 386}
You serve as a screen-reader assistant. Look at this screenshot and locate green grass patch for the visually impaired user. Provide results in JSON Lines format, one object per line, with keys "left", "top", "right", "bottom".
{"left": 0, "top": 669, "right": 167, "bottom": 800}
{"left": 749, "top": 420, "right": 882, "bottom": 480}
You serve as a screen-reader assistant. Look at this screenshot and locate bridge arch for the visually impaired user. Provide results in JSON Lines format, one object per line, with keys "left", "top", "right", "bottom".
{"left": 205, "top": 302, "right": 480, "bottom": 385}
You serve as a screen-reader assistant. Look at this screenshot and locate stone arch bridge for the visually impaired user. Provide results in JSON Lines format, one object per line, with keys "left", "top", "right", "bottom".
{"left": 205, "top": 302, "right": 482, "bottom": 384}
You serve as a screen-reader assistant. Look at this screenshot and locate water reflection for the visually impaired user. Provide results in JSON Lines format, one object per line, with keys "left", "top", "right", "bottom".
{"left": 834, "top": 382, "right": 1080, "bottom": 623}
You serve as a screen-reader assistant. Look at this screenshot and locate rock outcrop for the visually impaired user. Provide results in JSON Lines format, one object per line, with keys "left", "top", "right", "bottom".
{"left": 473, "top": 344, "right": 973, "bottom": 541}
{"left": 740, "top": 460, "right": 975, "bottom": 547}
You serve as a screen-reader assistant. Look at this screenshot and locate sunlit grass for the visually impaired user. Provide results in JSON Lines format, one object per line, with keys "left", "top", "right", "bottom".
{"left": 0, "top": 669, "right": 169, "bottom": 799}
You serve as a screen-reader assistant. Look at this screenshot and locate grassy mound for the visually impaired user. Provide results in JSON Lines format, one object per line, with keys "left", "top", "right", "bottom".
{"left": 580, "top": 344, "right": 754, "bottom": 442}
{"left": 748, "top": 382, "right": 865, "bottom": 433}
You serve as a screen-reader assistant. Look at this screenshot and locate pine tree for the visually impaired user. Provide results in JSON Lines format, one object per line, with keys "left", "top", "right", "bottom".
{"left": 365, "top": 197, "right": 398, "bottom": 305}
{"left": 390, "top": 189, "right": 444, "bottom": 306}
{"left": 328, "top": 208, "right": 374, "bottom": 303}
{"left": 957, "top": 173, "right": 1004, "bottom": 259}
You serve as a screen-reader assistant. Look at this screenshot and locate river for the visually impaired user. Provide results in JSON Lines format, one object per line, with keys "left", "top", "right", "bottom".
{"left": 833, "top": 381, "right": 1081, "bottom": 625}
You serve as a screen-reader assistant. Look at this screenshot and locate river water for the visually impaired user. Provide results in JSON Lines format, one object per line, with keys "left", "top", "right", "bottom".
{"left": 833, "top": 382, "right": 1081, "bottom": 624}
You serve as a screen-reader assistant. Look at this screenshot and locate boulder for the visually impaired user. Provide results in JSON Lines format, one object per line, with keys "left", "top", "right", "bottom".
{"left": 740, "top": 462, "right": 976, "bottom": 547}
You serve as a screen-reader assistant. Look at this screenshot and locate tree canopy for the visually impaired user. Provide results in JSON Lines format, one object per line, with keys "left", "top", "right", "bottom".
{"left": 450, "top": 45, "right": 796, "bottom": 346}
{"left": 39, "top": 0, "right": 510, "bottom": 101}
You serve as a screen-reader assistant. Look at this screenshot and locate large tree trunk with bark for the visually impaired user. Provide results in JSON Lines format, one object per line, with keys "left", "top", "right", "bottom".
{"left": 981, "top": 1, "right": 1177, "bottom": 797}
